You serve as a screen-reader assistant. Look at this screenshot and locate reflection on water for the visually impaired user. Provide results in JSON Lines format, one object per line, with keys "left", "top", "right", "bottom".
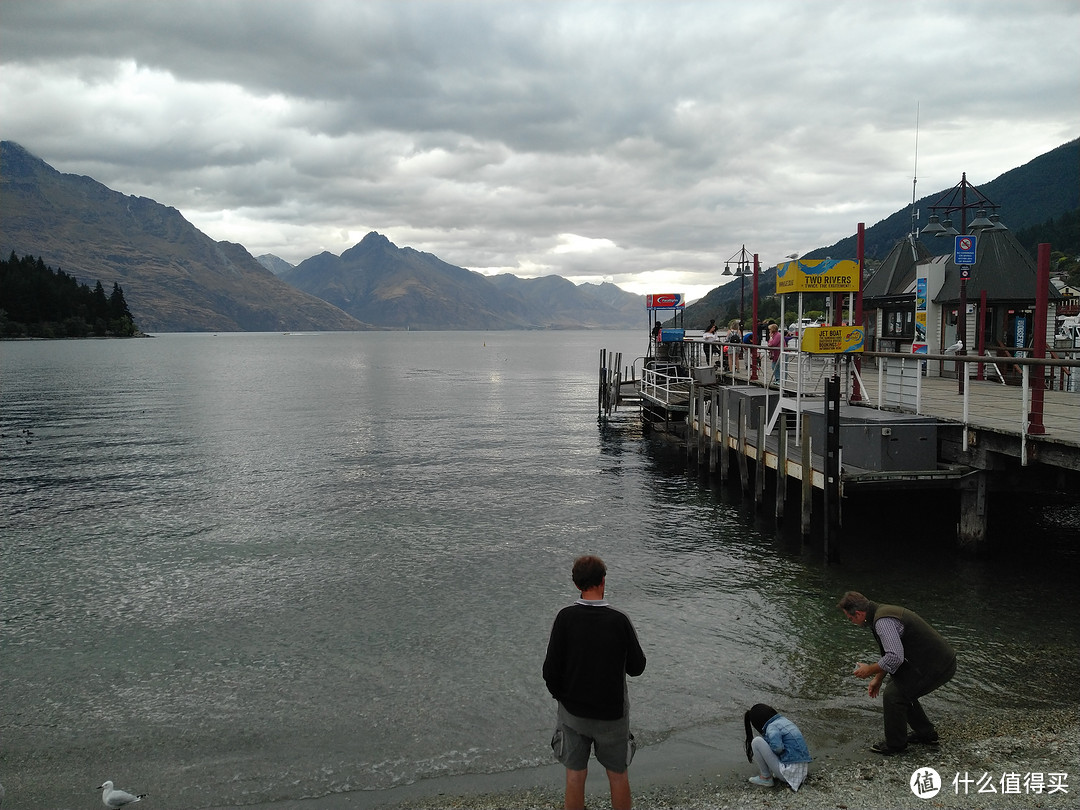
{"left": 1, "top": 331, "right": 1077, "bottom": 809}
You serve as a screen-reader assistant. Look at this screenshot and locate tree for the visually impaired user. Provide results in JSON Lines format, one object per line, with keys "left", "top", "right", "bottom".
{"left": 0, "top": 253, "right": 140, "bottom": 337}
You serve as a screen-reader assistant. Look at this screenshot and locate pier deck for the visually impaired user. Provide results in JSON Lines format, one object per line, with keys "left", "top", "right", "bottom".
{"left": 620, "top": 348, "right": 1080, "bottom": 550}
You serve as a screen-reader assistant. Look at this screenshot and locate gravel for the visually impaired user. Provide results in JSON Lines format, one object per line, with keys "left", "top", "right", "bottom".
{"left": 385, "top": 707, "right": 1078, "bottom": 810}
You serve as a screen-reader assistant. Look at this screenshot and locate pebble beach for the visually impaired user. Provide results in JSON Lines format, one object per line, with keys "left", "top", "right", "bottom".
{"left": 374, "top": 706, "right": 1078, "bottom": 810}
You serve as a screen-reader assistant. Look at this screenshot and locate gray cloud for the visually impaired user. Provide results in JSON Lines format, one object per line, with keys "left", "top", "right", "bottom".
{"left": 3, "top": 0, "right": 1078, "bottom": 299}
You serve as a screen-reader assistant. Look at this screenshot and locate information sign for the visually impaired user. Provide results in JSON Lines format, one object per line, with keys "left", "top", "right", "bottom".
{"left": 800, "top": 325, "right": 865, "bottom": 354}
{"left": 776, "top": 258, "right": 860, "bottom": 293}
{"left": 954, "top": 235, "right": 977, "bottom": 266}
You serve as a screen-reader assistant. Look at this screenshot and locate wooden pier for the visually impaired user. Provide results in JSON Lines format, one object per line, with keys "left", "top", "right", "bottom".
{"left": 601, "top": 346, "right": 1080, "bottom": 554}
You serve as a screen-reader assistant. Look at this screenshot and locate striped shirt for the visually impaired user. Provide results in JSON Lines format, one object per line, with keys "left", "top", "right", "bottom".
{"left": 874, "top": 616, "right": 905, "bottom": 673}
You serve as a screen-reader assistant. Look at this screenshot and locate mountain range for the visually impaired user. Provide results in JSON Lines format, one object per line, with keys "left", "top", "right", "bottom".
{"left": 0, "top": 141, "right": 366, "bottom": 333}
{"left": 270, "top": 233, "right": 641, "bottom": 330}
{"left": 0, "top": 140, "right": 642, "bottom": 332}
{"left": 2, "top": 137, "right": 1076, "bottom": 332}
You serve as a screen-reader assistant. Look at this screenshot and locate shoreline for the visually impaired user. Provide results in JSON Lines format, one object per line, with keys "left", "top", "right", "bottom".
{"left": 223, "top": 705, "right": 1078, "bottom": 810}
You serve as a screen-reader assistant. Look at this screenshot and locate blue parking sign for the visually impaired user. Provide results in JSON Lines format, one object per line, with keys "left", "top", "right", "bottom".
{"left": 954, "top": 235, "right": 977, "bottom": 265}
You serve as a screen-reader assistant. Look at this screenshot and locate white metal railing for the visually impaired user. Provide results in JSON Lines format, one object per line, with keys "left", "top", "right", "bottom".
{"left": 640, "top": 362, "right": 693, "bottom": 407}
{"left": 861, "top": 350, "right": 1079, "bottom": 465}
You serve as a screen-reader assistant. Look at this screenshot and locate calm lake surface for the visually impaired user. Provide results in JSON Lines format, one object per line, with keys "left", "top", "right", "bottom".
{"left": 2, "top": 331, "right": 1078, "bottom": 809}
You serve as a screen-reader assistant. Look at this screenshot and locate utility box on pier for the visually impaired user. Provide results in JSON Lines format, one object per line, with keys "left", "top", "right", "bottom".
{"left": 726, "top": 386, "right": 780, "bottom": 431}
{"left": 801, "top": 403, "right": 938, "bottom": 472}
{"left": 692, "top": 365, "right": 718, "bottom": 385}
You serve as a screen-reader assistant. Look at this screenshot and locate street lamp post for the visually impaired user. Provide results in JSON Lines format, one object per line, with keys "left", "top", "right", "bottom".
{"left": 722, "top": 244, "right": 754, "bottom": 323}
{"left": 751, "top": 253, "right": 760, "bottom": 381}
{"left": 919, "top": 173, "right": 1004, "bottom": 395}
{"left": 723, "top": 244, "right": 756, "bottom": 376}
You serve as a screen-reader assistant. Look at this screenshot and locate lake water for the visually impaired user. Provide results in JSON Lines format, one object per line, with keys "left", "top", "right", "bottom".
{"left": 2, "top": 331, "right": 1078, "bottom": 809}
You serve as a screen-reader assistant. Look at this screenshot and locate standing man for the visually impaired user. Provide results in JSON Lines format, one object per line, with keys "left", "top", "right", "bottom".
{"left": 838, "top": 591, "right": 957, "bottom": 754}
{"left": 544, "top": 556, "right": 646, "bottom": 810}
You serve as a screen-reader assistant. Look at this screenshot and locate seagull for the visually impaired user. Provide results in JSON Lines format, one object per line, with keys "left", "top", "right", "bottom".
{"left": 944, "top": 339, "right": 964, "bottom": 354}
{"left": 97, "top": 781, "right": 147, "bottom": 808}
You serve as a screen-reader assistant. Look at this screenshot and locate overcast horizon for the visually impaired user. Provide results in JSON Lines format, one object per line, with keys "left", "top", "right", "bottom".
{"left": 2, "top": 1, "right": 1078, "bottom": 301}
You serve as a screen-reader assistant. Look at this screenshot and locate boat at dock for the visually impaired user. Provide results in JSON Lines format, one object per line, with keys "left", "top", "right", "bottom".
{"left": 639, "top": 293, "right": 719, "bottom": 433}
{"left": 597, "top": 293, "right": 730, "bottom": 434}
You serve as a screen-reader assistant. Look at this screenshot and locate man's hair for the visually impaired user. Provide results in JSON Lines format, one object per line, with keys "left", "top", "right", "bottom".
{"left": 837, "top": 591, "right": 871, "bottom": 614}
{"left": 572, "top": 555, "right": 607, "bottom": 591}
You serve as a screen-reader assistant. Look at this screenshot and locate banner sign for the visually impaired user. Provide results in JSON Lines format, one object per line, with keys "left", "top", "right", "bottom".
{"left": 776, "top": 258, "right": 860, "bottom": 293}
{"left": 800, "top": 325, "right": 865, "bottom": 354}
{"left": 912, "top": 275, "right": 928, "bottom": 353}
{"left": 646, "top": 293, "right": 685, "bottom": 310}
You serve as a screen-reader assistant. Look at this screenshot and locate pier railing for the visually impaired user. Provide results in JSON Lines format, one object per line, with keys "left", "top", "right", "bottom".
{"left": 640, "top": 361, "right": 693, "bottom": 408}
{"left": 855, "top": 350, "right": 1079, "bottom": 463}
{"left": 708, "top": 343, "right": 1079, "bottom": 465}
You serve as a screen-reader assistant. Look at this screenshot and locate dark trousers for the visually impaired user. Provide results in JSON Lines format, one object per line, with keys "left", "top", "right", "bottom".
{"left": 882, "top": 657, "right": 956, "bottom": 748}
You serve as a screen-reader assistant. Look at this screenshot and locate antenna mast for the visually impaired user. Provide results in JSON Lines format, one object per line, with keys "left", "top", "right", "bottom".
{"left": 911, "top": 103, "right": 920, "bottom": 240}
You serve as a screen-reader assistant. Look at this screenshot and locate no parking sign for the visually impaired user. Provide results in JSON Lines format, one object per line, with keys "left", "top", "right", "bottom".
{"left": 954, "top": 235, "right": 977, "bottom": 266}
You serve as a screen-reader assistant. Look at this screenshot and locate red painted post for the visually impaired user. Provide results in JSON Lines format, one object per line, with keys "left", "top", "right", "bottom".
{"left": 1027, "top": 243, "right": 1050, "bottom": 435}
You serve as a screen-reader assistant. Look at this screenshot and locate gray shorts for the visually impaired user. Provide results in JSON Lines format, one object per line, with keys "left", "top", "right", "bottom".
{"left": 551, "top": 703, "right": 636, "bottom": 773}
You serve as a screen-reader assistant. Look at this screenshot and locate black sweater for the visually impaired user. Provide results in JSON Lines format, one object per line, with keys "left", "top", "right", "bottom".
{"left": 543, "top": 601, "right": 646, "bottom": 720}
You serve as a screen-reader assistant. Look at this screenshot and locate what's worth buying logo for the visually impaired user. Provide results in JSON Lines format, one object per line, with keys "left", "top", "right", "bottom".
{"left": 911, "top": 767, "right": 1069, "bottom": 798}
{"left": 911, "top": 767, "right": 942, "bottom": 798}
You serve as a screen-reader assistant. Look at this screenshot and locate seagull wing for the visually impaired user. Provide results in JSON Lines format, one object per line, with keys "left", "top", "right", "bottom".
{"left": 105, "top": 785, "right": 144, "bottom": 807}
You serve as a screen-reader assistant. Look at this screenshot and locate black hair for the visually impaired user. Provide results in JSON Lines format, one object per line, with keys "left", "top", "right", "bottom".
{"left": 743, "top": 703, "right": 778, "bottom": 762}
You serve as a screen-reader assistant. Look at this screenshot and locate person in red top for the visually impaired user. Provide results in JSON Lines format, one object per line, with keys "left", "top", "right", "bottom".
{"left": 767, "top": 322, "right": 783, "bottom": 383}
{"left": 543, "top": 556, "right": 646, "bottom": 810}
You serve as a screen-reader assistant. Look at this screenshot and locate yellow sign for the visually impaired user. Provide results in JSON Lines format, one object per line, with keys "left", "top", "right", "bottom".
{"left": 776, "top": 258, "right": 860, "bottom": 293}
{"left": 800, "top": 325, "right": 865, "bottom": 354}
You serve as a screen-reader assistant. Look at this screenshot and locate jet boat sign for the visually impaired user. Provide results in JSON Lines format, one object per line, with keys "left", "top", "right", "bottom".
{"left": 800, "top": 325, "right": 865, "bottom": 354}
{"left": 646, "top": 293, "right": 685, "bottom": 310}
{"left": 776, "top": 258, "right": 860, "bottom": 293}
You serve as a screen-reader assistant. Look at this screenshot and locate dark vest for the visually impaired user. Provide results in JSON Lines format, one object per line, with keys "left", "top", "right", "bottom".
{"left": 869, "top": 602, "right": 956, "bottom": 682}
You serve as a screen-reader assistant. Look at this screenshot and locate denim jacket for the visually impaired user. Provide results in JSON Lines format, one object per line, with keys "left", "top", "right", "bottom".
{"left": 762, "top": 714, "right": 812, "bottom": 763}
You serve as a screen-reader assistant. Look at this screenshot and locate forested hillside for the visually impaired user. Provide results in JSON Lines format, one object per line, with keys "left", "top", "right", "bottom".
{"left": 0, "top": 252, "right": 139, "bottom": 338}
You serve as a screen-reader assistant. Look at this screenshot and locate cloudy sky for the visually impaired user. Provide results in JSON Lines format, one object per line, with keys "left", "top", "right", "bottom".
{"left": 3, "top": 1, "right": 1078, "bottom": 300}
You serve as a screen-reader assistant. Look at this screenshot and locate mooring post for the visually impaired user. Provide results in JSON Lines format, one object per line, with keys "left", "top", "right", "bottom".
{"left": 598, "top": 348, "right": 607, "bottom": 418}
{"left": 958, "top": 471, "right": 988, "bottom": 552}
{"left": 611, "top": 351, "right": 622, "bottom": 414}
{"left": 738, "top": 399, "right": 749, "bottom": 494}
{"left": 823, "top": 375, "right": 841, "bottom": 564}
{"left": 697, "top": 387, "right": 706, "bottom": 464}
{"left": 801, "top": 412, "right": 812, "bottom": 543}
{"left": 709, "top": 391, "right": 718, "bottom": 473}
{"left": 775, "top": 412, "right": 788, "bottom": 522}
{"left": 755, "top": 405, "right": 766, "bottom": 508}
{"left": 686, "top": 382, "right": 695, "bottom": 463}
{"left": 719, "top": 388, "right": 730, "bottom": 484}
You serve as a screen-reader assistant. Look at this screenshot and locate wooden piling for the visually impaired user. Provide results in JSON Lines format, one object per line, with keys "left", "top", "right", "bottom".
{"left": 775, "top": 412, "right": 788, "bottom": 522}
{"left": 755, "top": 406, "right": 766, "bottom": 508}
{"left": 598, "top": 349, "right": 607, "bottom": 417}
{"left": 709, "top": 391, "right": 718, "bottom": 473}
{"left": 696, "top": 387, "right": 706, "bottom": 464}
{"left": 801, "top": 412, "right": 812, "bottom": 541}
{"left": 958, "top": 471, "right": 988, "bottom": 551}
{"left": 719, "top": 388, "right": 730, "bottom": 484}
{"left": 738, "top": 399, "right": 749, "bottom": 494}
